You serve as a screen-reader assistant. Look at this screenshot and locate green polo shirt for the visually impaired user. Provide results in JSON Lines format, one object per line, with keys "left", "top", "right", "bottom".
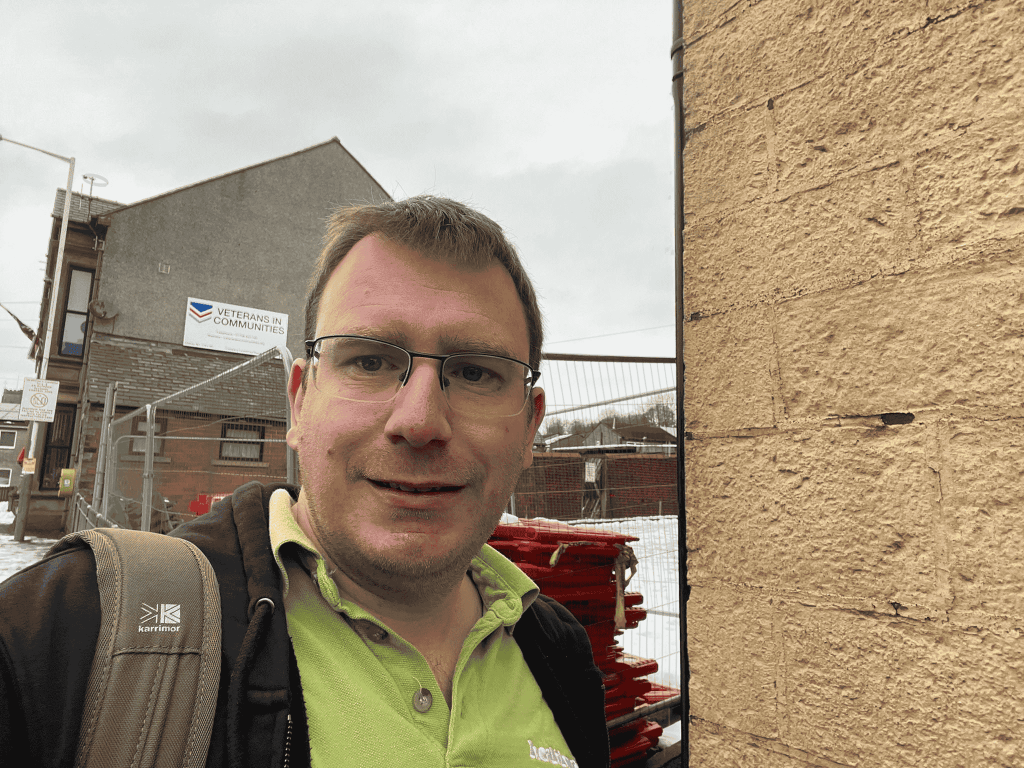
{"left": 268, "top": 489, "right": 579, "bottom": 768}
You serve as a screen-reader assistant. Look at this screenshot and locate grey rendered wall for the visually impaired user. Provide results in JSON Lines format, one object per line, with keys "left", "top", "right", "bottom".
{"left": 96, "top": 142, "right": 388, "bottom": 358}
{"left": 683, "top": 0, "right": 1024, "bottom": 765}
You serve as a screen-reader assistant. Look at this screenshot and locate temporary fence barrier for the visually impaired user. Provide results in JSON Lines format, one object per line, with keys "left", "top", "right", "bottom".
{"left": 512, "top": 353, "right": 682, "bottom": 759}
{"left": 72, "top": 346, "right": 294, "bottom": 534}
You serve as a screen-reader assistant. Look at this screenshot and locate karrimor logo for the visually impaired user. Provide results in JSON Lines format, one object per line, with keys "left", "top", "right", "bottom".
{"left": 188, "top": 301, "right": 214, "bottom": 323}
{"left": 139, "top": 603, "right": 182, "bottom": 633}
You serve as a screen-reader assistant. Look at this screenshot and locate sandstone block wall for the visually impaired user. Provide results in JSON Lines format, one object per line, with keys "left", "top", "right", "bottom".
{"left": 682, "top": 0, "right": 1024, "bottom": 764}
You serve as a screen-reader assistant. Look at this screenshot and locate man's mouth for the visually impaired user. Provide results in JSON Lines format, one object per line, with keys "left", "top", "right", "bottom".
{"left": 371, "top": 480, "right": 463, "bottom": 494}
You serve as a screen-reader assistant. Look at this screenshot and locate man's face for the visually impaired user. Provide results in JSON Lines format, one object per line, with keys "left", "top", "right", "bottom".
{"left": 287, "top": 235, "right": 544, "bottom": 591}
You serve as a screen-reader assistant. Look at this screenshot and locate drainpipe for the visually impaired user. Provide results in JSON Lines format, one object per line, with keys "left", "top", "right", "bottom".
{"left": 672, "top": 0, "right": 690, "bottom": 760}
{"left": 67, "top": 230, "right": 108, "bottom": 528}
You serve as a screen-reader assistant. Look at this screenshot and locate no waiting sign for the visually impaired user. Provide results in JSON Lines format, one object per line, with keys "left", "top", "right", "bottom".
{"left": 20, "top": 379, "right": 60, "bottom": 422}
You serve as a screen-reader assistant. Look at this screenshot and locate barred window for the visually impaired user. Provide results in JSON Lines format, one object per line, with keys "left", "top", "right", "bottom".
{"left": 220, "top": 422, "right": 264, "bottom": 462}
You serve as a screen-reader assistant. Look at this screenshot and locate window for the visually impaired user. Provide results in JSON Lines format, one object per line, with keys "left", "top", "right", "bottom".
{"left": 220, "top": 422, "right": 264, "bottom": 462}
{"left": 0, "top": 468, "right": 11, "bottom": 486}
{"left": 129, "top": 414, "right": 167, "bottom": 456}
{"left": 40, "top": 404, "right": 75, "bottom": 491}
{"left": 0, "top": 430, "right": 15, "bottom": 449}
{"left": 59, "top": 268, "right": 93, "bottom": 357}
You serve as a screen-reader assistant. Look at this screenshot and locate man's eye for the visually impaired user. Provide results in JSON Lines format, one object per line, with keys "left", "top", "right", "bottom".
{"left": 458, "top": 365, "right": 486, "bottom": 383}
{"left": 354, "top": 356, "right": 384, "bottom": 373}
{"left": 449, "top": 361, "right": 504, "bottom": 388}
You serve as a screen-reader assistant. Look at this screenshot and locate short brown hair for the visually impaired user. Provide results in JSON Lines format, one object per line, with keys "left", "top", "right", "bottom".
{"left": 304, "top": 195, "right": 544, "bottom": 369}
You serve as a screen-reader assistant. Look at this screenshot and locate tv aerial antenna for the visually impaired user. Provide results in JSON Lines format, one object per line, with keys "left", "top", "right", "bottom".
{"left": 81, "top": 173, "right": 108, "bottom": 197}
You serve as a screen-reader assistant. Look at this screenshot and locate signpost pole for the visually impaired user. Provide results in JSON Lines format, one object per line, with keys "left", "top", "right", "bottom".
{"left": 7, "top": 142, "right": 76, "bottom": 542}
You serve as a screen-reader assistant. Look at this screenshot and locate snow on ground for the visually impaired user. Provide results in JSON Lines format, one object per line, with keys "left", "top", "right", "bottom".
{"left": 0, "top": 505, "right": 60, "bottom": 582}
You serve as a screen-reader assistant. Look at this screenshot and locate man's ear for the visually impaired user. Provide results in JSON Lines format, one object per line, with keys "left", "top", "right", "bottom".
{"left": 286, "top": 359, "right": 307, "bottom": 450}
{"left": 522, "top": 387, "right": 546, "bottom": 470}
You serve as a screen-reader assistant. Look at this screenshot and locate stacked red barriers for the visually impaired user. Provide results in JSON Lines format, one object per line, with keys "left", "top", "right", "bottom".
{"left": 489, "top": 519, "right": 678, "bottom": 768}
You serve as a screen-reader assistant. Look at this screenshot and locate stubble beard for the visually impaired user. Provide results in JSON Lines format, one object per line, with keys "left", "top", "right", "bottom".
{"left": 303, "top": 466, "right": 521, "bottom": 601}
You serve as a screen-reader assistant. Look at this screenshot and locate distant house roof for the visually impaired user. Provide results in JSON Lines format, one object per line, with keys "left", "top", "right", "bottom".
{"left": 52, "top": 190, "right": 124, "bottom": 225}
{"left": 537, "top": 432, "right": 585, "bottom": 449}
{"left": 613, "top": 424, "right": 676, "bottom": 443}
{"left": 108, "top": 138, "right": 387, "bottom": 215}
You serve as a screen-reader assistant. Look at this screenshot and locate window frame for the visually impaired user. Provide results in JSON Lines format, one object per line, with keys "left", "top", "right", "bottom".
{"left": 219, "top": 421, "right": 265, "bottom": 463}
{"left": 0, "top": 430, "right": 16, "bottom": 449}
{"left": 129, "top": 414, "right": 167, "bottom": 457}
{"left": 58, "top": 266, "right": 94, "bottom": 358}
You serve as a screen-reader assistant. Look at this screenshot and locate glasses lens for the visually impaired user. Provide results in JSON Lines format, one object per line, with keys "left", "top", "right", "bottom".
{"left": 443, "top": 355, "right": 531, "bottom": 416}
{"left": 314, "top": 337, "right": 409, "bottom": 402}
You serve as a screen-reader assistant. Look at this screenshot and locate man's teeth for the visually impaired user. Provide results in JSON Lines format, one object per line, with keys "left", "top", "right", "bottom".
{"left": 385, "top": 482, "right": 445, "bottom": 493}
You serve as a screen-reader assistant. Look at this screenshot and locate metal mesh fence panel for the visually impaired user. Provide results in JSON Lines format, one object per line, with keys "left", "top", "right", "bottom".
{"left": 512, "top": 352, "right": 681, "bottom": 702}
{"left": 98, "top": 347, "right": 292, "bottom": 532}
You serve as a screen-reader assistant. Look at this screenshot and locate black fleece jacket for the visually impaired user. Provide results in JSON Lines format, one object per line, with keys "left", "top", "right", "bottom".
{"left": 0, "top": 481, "right": 610, "bottom": 767}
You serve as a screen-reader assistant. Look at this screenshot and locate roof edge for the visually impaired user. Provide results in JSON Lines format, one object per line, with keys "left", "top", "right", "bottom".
{"left": 109, "top": 138, "right": 390, "bottom": 215}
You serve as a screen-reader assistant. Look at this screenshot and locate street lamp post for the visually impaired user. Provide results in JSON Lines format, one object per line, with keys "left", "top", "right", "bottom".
{"left": 0, "top": 135, "right": 76, "bottom": 542}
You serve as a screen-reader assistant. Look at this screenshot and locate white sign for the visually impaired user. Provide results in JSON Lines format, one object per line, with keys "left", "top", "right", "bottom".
{"left": 183, "top": 297, "right": 288, "bottom": 355}
{"left": 20, "top": 379, "right": 60, "bottom": 422}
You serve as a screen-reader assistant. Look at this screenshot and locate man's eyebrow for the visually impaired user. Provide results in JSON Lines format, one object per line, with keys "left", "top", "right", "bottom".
{"left": 436, "top": 333, "right": 524, "bottom": 362}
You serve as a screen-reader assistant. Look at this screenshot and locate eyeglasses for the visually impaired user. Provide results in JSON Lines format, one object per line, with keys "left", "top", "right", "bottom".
{"left": 305, "top": 335, "right": 541, "bottom": 417}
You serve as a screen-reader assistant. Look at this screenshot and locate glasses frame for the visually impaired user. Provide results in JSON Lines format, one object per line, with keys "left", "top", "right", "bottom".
{"left": 304, "top": 334, "right": 542, "bottom": 415}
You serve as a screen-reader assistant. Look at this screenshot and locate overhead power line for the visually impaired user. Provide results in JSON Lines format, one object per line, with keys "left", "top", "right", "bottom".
{"left": 547, "top": 324, "right": 674, "bottom": 345}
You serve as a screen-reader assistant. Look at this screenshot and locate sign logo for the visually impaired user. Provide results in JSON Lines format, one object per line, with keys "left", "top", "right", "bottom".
{"left": 183, "top": 297, "right": 289, "bottom": 356}
{"left": 188, "top": 302, "right": 214, "bottom": 323}
{"left": 139, "top": 603, "right": 182, "bottom": 633}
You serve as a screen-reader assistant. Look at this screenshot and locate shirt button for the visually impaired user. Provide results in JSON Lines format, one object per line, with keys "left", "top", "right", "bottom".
{"left": 413, "top": 688, "right": 433, "bottom": 713}
{"left": 370, "top": 628, "right": 388, "bottom": 643}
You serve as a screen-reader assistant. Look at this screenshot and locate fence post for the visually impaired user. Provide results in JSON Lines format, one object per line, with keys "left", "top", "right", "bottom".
{"left": 141, "top": 404, "right": 156, "bottom": 532}
{"left": 279, "top": 345, "right": 298, "bottom": 486}
{"left": 91, "top": 382, "right": 117, "bottom": 514}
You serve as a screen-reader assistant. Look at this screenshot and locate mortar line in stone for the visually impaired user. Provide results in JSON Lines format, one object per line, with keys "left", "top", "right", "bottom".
{"left": 770, "top": 594, "right": 788, "bottom": 745}
{"left": 931, "top": 417, "right": 955, "bottom": 618}
{"left": 764, "top": 98, "right": 779, "bottom": 198}
{"left": 765, "top": 304, "right": 788, "bottom": 426}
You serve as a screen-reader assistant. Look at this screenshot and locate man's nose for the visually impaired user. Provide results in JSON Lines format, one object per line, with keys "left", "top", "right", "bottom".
{"left": 383, "top": 360, "right": 453, "bottom": 447}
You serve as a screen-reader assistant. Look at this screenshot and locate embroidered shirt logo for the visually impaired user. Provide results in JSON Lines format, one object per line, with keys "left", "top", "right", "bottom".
{"left": 527, "top": 739, "right": 578, "bottom": 768}
{"left": 139, "top": 603, "right": 182, "bottom": 632}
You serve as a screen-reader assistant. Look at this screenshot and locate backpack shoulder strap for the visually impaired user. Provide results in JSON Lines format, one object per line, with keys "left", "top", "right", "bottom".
{"left": 49, "top": 528, "right": 221, "bottom": 768}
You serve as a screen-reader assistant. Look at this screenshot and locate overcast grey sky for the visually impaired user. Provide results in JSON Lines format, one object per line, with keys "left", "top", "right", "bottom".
{"left": 0, "top": 1, "right": 675, "bottom": 393}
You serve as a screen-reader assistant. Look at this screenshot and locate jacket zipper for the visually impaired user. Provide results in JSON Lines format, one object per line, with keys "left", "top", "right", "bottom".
{"left": 283, "top": 713, "right": 293, "bottom": 768}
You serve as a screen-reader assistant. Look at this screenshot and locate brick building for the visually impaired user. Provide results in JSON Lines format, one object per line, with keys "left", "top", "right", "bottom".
{"left": 25, "top": 139, "right": 389, "bottom": 534}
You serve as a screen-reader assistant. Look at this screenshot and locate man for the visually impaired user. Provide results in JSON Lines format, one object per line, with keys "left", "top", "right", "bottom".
{"left": 0, "top": 196, "right": 609, "bottom": 767}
